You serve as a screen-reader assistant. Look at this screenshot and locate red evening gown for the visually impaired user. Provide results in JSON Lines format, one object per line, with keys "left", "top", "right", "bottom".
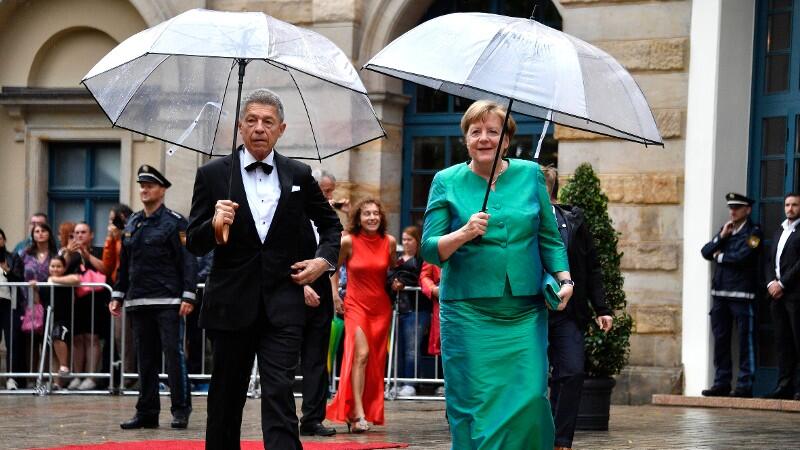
{"left": 326, "top": 232, "right": 392, "bottom": 425}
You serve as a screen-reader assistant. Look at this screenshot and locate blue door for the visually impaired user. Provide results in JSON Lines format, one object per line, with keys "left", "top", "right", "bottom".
{"left": 400, "top": 0, "right": 562, "bottom": 229}
{"left": 750, "top": 0, "right": 800, "bottom": 394}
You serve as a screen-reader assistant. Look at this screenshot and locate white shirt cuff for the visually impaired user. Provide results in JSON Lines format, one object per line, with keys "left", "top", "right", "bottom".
{"left": 320, "top": 257, "right": 336, "bottom": 272}
{"left": 716, "top": 253, "right": 724, "bottom": 263}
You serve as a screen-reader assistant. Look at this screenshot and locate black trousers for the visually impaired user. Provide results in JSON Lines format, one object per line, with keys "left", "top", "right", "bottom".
{"left": 128, "top": 307, "right": 191, "bottom": 419}
{"left": 771, "top": 298, "right": 800, "bottom": 394}
{"left": 0, "top": 298, "right": 24, "bottom": 373}
{"left": 710, "top": 296, "right": 756, "bottom": 390}
{"left": 300, "top": 277, "right": 334, "bottom": 426}
{"left": 184, "top": 300, "right": 204, "bottom": 376}
{"left": 205, "top": 309, "right": 303, "bottom": 450}
{"left": 548, "top": 311, "right": 585, "bottom": 448}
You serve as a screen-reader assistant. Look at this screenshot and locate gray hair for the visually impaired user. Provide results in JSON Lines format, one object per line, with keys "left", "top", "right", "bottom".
{"left": 319, "top": 170, "right": 336, "bottom": 183}
{"left": 240, "top": 88, "right": 284, "bottom": 122}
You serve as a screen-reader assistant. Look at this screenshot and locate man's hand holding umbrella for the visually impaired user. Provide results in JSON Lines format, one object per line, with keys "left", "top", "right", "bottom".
{"left": 212, "top": 200, "right": 239, "bottom": 244}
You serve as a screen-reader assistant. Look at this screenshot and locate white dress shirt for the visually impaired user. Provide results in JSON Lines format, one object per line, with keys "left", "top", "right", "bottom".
{"left": 240, "top": 148, "right": 281, "bottom": 243}
{"left": 772, "top": 218, "right": 799, "bottom": 287}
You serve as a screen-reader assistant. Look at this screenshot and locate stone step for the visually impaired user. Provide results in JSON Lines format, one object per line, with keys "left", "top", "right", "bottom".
{"left": 652, "top": 394, "right": 800, "bottom": 412}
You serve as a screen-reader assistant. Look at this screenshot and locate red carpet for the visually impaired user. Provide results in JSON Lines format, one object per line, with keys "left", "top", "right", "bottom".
{"left": 29, "top": 441, "right": 408, "bottom": 450}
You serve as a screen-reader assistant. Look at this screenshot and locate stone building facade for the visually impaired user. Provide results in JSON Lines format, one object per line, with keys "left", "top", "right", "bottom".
{"left": 0, "top": 0, "right": 769, "bottom": 403}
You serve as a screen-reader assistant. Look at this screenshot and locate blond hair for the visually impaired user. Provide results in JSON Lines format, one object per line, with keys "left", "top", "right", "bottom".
{"left": 460, "top": 100, "right": 517, "bottom": 142}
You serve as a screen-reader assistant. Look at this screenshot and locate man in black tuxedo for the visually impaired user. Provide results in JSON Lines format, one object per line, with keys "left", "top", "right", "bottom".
{"left": 764, "top": 193, "right": 800, "bottom": 400}
{"left": 186, "top": 88, "right": 342, "bottom": 450}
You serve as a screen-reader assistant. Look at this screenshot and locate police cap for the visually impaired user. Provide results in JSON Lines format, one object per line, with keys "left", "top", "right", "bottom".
{"left": 137, "top": 164, "right": 171, "bottom": 188}
{"left": 725, "top": 192, "right": 753, "bottom": 207}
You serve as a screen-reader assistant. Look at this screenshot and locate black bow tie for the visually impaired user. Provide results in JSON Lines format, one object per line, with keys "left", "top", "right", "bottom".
{"left": 245, "top": 161, "right": 273, "bottom": 175}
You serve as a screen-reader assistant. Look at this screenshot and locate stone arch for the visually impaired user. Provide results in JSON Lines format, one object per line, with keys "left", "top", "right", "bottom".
{"left": 358, "top": 0, "right": 435, "bottom": 95}
{"left": 127, "top": 0, "right": 195, "bottom": 27}
{"left": 28, "top": 27, "right": 118, "bottom": 87}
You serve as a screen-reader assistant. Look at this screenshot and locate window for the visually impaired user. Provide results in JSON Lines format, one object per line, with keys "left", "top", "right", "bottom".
{"left": 48, "top": 142, "right": 120, "bottom": 247}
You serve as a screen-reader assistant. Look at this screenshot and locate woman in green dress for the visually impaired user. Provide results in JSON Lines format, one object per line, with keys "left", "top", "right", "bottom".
{"left": 421, "top": 100, "right": 573, "bottom": 450}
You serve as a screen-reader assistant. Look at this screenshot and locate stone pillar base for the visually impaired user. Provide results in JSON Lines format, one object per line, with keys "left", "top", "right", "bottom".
{"left": 612, "top": 365, "right": 684, "bottom": 405}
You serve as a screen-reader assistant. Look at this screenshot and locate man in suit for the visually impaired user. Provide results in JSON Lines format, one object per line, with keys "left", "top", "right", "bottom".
{"left": 764, "top": 193, "right": 800, "bottom": 400}
{"left": 186, "top": 88, "right": 342, "bottom": 450}
{"left": 298, "top": 216, "right": 337, "bottom": 437}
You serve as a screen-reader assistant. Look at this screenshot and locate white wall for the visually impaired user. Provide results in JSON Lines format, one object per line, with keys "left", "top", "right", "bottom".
{"left": 682, "top": 0, "right": 755, "bottom": 396}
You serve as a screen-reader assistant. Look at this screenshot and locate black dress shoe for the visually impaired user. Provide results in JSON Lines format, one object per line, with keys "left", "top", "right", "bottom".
{"left": 794, "top": 392, "right": 800, "bottom": 401}
{"left": 300, "top": 422, "right": 337, "bottom": 436}
{"left": 731, "top": 388, "right": 752, "bottom": 398}
{"left": 763, "top": 388, "right": 793, "bottom": 399}
{"left": 701, "top": 385, "right": 731, "bottom": 397}
{"left": 120, "top": 416, "right": 159, "bottom": 430}
{"left": 170, "top": 415, "right": 189, "bottom": 429}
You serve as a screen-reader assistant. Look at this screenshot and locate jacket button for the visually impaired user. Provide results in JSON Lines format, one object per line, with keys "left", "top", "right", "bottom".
{"left": 498, "top": 222, "right": 505, "bottom": 228}
{"left": 500, "top": 242, "right": 507, "bottom": 248}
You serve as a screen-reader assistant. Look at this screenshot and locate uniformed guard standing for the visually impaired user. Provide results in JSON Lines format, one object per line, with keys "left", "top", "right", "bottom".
{"left": 109, "top": 165, "right": 197, "bottom": 429}
{"left": 700, "top": 192, "right": 763, "bottom": 398}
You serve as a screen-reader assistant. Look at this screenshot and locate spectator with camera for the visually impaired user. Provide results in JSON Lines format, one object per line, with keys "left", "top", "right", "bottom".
{"left": 64, "top": 222, "right": 108, "bottom": 391}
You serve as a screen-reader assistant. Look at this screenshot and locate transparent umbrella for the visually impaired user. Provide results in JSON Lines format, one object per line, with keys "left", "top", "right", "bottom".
{"left": 364, "top": 12, "right": 662, "bottom": 211}
{"left": 82, "top": 8, "right": 385, "bottom": 161}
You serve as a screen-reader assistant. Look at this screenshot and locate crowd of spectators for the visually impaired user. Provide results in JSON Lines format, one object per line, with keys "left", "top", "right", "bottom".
{"left": 0, "top": 193, "right": 449, "bottom": 405}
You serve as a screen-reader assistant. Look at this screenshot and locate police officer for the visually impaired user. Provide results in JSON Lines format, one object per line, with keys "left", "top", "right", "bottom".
{"left": 700, "top": 192, "right": 762, "bottom": 398}
{"left": 109, "top": 165, "right": 197, "bottom": 429}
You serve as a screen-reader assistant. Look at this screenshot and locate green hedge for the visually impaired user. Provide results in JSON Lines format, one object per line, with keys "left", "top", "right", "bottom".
{"left": 559, "top": 162, "right": 633, "bottom": 377}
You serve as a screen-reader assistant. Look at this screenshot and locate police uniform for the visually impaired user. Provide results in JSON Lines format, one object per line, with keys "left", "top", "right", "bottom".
{"left": 700, "top": 192, "right": 763, "bottom": 397}
{"left": 112, "top": 165, "right": 197, "bottom": 429}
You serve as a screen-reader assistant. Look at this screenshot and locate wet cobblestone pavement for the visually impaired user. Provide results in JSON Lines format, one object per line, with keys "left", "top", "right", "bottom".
{"left": 1, "top": 395, "right": 798, "bottom": 449}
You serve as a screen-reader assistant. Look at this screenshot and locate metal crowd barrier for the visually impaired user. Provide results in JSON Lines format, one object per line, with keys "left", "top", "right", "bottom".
{"left": 1, "top": 282, "right": 444, "bottom": 401}
{"left": 384, "top": 287, "right": 444, "bottom": 401}
{"left": 0, "top": 281, "right": 115, "bottom": 395}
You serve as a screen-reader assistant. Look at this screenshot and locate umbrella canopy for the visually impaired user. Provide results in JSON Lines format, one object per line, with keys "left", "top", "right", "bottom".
{"left": 364, "top": 12, "right": 662, "bottom": 147}
{"left": 82, "top": 8, "right": 385, "bottom": 160}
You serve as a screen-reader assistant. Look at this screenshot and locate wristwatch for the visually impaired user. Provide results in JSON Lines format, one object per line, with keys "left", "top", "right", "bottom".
{"left": 559, "top": 279, "right": 575, "bottom": 287}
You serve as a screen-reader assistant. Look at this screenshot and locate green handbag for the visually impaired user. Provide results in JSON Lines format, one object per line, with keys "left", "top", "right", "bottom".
{"left": 541, "top": 271, "right": 562, "bottom": 310}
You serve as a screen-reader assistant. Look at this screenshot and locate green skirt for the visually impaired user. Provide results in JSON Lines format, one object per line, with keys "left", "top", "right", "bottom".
{"left": 440, "top": 284, "right": 553, "bottom": 450}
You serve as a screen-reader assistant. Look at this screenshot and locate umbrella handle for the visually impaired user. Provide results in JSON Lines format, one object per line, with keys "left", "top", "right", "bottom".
{"left": 214, "top": 221, "right": 230, "bottom": 245}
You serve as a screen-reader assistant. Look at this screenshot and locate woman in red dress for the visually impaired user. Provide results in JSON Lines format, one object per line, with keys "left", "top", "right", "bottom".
{"left": 327, "top": 199, "right": 396, "bottom": 432}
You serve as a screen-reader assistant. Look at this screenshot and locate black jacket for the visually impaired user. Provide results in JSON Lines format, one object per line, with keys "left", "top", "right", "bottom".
{"left": 186, "top": 149, "right": 342, "bottom": 330}
{"left": 765, "top": 223, "right": 800, "bottom": 302}
{"left": 387, "top": 255, "right": 427, "bottom": 313}
{"left": 551, "top": 204, "right": 611, "bottom": 329}
{"left": 112, "top": 204, "right": 198, "bottom": 310}
{"left": 0, "top": 248, "right": 24, "bottom": 282}
{"left": 701, "top": 217, "right": 763, "bottom": 299}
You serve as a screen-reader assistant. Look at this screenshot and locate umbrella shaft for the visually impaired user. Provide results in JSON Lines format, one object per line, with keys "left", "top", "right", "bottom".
{"left": 228, "top": 59, "right": 249, "bottom": 198}
{"left": 479, "top": 98, "right": 514, "bottom": 213}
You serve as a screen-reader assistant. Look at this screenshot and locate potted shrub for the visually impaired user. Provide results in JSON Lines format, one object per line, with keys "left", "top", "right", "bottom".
{"left": 559, "top": 162, "right": 633, "bottom": 431}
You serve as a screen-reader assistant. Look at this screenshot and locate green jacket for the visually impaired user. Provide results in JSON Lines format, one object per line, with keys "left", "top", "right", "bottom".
{"left": 421, "top": 159, "right": 569, "bottom": 301}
